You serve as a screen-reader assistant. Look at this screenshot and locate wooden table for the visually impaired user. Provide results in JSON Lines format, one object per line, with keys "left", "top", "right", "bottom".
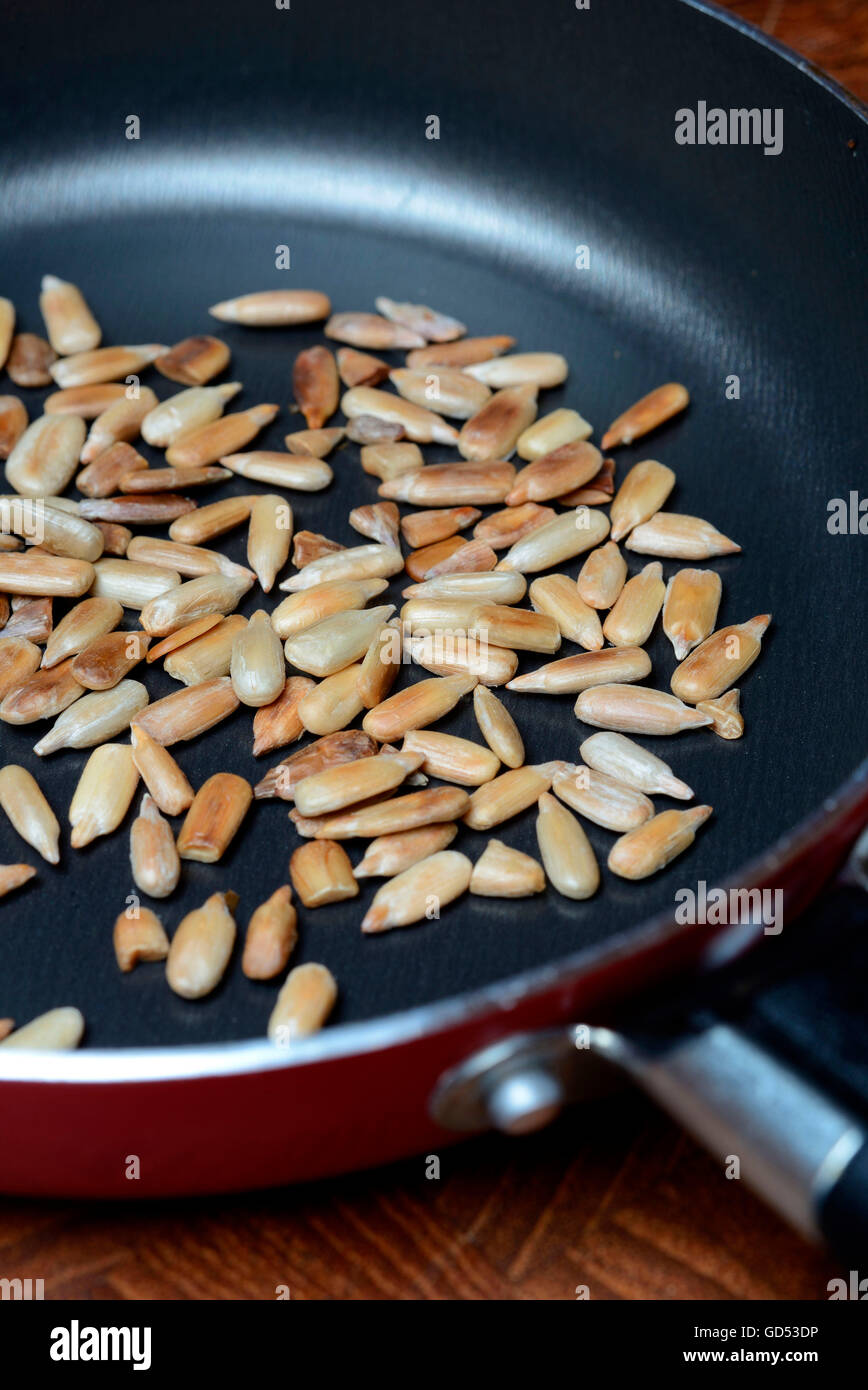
{"left": 2, "top": 1, "right": 863, "bottom": 1302}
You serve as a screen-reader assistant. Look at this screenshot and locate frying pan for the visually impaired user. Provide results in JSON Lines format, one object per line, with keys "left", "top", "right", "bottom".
{"left": 0, "top": 0, "right": 866, "bottom": 1253}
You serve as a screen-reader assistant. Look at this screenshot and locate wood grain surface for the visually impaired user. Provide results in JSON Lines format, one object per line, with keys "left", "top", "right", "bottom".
{"left": 1, "top": 1, "right": 862, "bottom": 1302}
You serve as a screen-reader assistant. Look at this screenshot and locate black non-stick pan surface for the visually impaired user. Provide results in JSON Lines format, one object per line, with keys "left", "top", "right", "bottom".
{"left": 0, "top": 0, "right": 865, "bottom": 1047}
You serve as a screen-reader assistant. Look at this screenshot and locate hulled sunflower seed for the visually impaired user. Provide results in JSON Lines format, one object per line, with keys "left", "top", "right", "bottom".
{"left": 210, "top": 288, "right": 331, "bottom": 325}
{"left": 406, "top": 335, "right": 515, "bottom": 369}
{"left": 404, "top": 536, "right": 468, "bottom": 580}
{"left": 44, "top": 383, "right": 129, "bottom": 417}
{"left": 400, "top": 597, "right": 561, "bottom": 653}
{"left": 0, "top": 764, "right": 60, "bottom": 863}
{"left": 625, "top": 512, "right": 741, "bottom": 559}
{"left": 166, "top": 497, "right": 255, "bottom": 547}
{"left": 361, "top": 849, "right": 472, "bottom": 933}
{"left": 353, "top": 823, "right": 458, "bottom": 878}
{"left": 470, "top": 838, "right": 545, "bottom": 897}
{"left": 608, "top": 805, "right": 712, "bottom": 880}
{"left": 0, "top": 497, "right": 103, "bottom": 563}
{"left": 242, "top": 886, "right": 297, "bottom": 980}
{"left": 517, "top": 407, "right": 592, "bottom": 460}
{"left": 76, "top": 440, "right": 149, "bottom": 497}
{"left": 463, "top": 764, "right": 556, "bottom": 831}
{"left": 79, "top": 493, "right": 197, "bottom": 524}
{"left": 422, "top": 537, "right": 497, "bottom": 579}
{"left": 389, "top": 366, "right": 490, "bottom": 419}
{"left": 0, "top": 1006, "right": 84, "bottom": 1049}
{"left": 165, "top": 404, "right": 278, "bottom": 468}
{"left": 0, "top": 638, "right": 42, "bottom": 697}
{"left": 255, "top": 729, "right": 376, "bottom": 801}
{"left": 574, "top": 683, "right": 712, "bottom": 735}
{"left": 697, "top": 687, "right": 744, "bottom": 739}
{"left": 293, "top": 531, "right": 344, "bottom": 568}
{"left": 552, "top": 765, "right": 654, "bottom": 832}
{"left": 506, "top": 440, "right": 602, "bottom": 505}
{"left": 473, "top": 501, "right": 555, "bottom": 550}
{"left": 147, "top": 614, "right": 220, "bottom": 663}
{"left": 164, "top": 615, "right": 247, "bottom": 685}
{"left": 403, "top": 570, "right": 526, "bottom": 604}
{"left": 602, "top": 382, "right": 689, "bottom": 450}
{"left": 283, "top": 604, "right": 395, "bottom": 679}
{"left": 0, "top": 396, "right": 28, "bottom": 458}
{"left": 580, "top": 731, "right": 693, "bottom": 799}
{"left": 252, "top": 676, "right": 317, "bottom": 756}
{"left": 126, "top": 534, "right": 254, "bottom": 582}
{"left": 357, "top": 617, "right": 402, "bottom": 709}
{"left": 361, "top": 672, "right": 476, "bottom": 742}
{"left": 39, "top": 275, "right": 101, "bottom": 355}
{"left": 341, "top": 386, "right": 458, "bottom": 445}
{"left": 345, "top": 414, "right": 404, "bottom": 444}
{"left": 400, "top": 726, "right": 501, "bottom": 785}
{"left": 400, "top": 506, "right": 480, "bottom": 550}
{"left": 141, "top": 382, "right": 242, "bottom": 447}
{"left": 49, "top": 344, "right": 167, "bottom": 389}
{"left": 166, "top": 891, "right": 238, "bottom": 999}
{"left": 155, "top": 335, "right": 230, "bottom": 386}
{"left": 270, "top": 578, "right": 387, "bottom": 639}
{"left": 507, "top": 646, "right": 651, "bottom": 695}
{"left": 91, "top": 558, "right": 181, "bottom": 608}
{"left": 375, "top": 297, "right": 466, "bottom": 342}
{"left": 407, "top": 632, "right": 518, "bottom": 687}
{"left": 292, "top": 345, "right": 339, "bottom": 429}
{"left": 68, "top": 743, "right": 139, "bottom": 847}
{"left": 536, "top": 792, "right": 599, "bottom": 899}
{"left": 577, "top": 541, "right": 627, "bottom": 609}
{"left": 79, "top": 389, "right": 159, "bottom": 464}
{"left": 0, "top": 296, "right": 14, "bottom": 367}
{"left": 348, "top": 501, "right": 400, "bottom": 549}
{"left": 290, "top": 839, "right": 359, "bottom": 907}
{"left": 325, "top": 311, "right": 423, "bottom": 349}
{"left": 472, "top": 684, "right": 524, "bottom": 768}
{"left": 6, "top": 333, "right": 57, "bottom": 388}
{"left": 602, "top": 561, "right": 665, "bottom": 647}
{"left": 6, "top": 414, "right": 86, "bottom": 496}
{"left": 359, "top": 440, "right": 421, "bottom": 482}
{"left": 130, "top": 793, "right": 181, "bottom": 898}
{"left": 120, "top": 464, "right": 231, "bottom": 492}
{"left": 465, "top": 352, "right": 568, "bottom": 389}
{"left": 0, "top": 552, "right": 94, "bottom": 596}
{"left": 140, "top": 573, "right": 250, "bottom": 637}
{"left": 662, "top": 568, "right": 722, "bottom": 659}
{"left": 498, "top": 506, "right": 610, "bottom": 574}
{"left": 34, "top": 679, "right": 148, "bottom": 755}
{"left": 177, "top": 772, "right": 252, "bottom": 862}
{"left": 336, "top": 346, "right": 391, "bottom": 387}
{"left": 246, "top": 493, "right": 292, "bottom": 593}
{"left": 280, "top": 542, "right": 404, "bottom": 592}
{"left": 113, "top": 906, "right": 170, "bottom": 972}
{"left": 285, "top": 426, "right": 345, "bottom": 457}
{"left": 130, "top": 724, "right": 195, "bottom": 815}
{"left": 0, "top": 597, "right": 52, "bottom": 642}
{"left": 457, "top": 383, "right": 538, "bottom": 460}
{"left": 297, "top": 662, "right": 366, "bottom": 735}
{"left": 0, "top": 863, "right": 37, "bottom": 898}
{"left": 559, "top": 454, "right": 616, "bottom": 506}
{"left": 222, "top": 450, "right": 333, "bottom": 491}
{"left": 130, "top": 675, "right": 238, "bottom": 746}
{"left": 93, "top": 521, "right": 130, "bottom": 556}
{"left": 528, "top": 574, "right": 604, "bottom": 650}
{"left": 609, "top": 459, "right": 676, "bottom": 541}
{"left": 292, "top": 786, "right": 470, "bottom": 840}
{"left": 670, "top": 614, "right": 771, "bottom": 703}
{"left": 230, "top": 610, "right": 286, "bottom": 706}
{"left": 267, "top": 963, "right": 337, "bottom": 1042}
{"left": 71, "top": 629, "right": 149, "bottom": 690}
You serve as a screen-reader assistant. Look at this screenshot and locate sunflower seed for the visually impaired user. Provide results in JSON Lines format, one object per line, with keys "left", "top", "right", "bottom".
{"left": 130, "top": 793, "right": 181, "bottom": 898}
{"left": 472, "top": 684, "right": 524, "bottom": 769}
{"left": 516, "top": 407, "right": 592, "bottom": 460}
{"left": 400, "top": 506, "right": 480, "bottom": 550}
{"left": 155, "top": 335, "right": 231, "bottom": 386}
{"left": 283, "top": 604, "right": 395, "bottom": 679}
{"left": 80, "top": 493, "right": 197, "bottom": 524}
{"left": 7, "top": 332, "right": 57, "bottom": 387}
{"left": 0, "top": 396, "right": 28, "bottom": 458}
{"left": 473, "top": 503, "right": 556, "bottom": 552}
{"left": 254, "top": 730, "right": 376, "bottom": 800}
{"left": 164, "top": 615, "right": 247, "bottom": 685}
{"left": 229, "top": 610, "right": 286, "bottom": 706}
{"left": 44, "top": 383, "right": 129, "bottom": 417}
{"left": 165, "top": 403, "right": 278, "bottom": 468}
{"left": 113, "top": 906, "right": 170, "bottom": 972}
{"left": 407, "top": 633, "right": 518, "bottom": 687}
{"left": 626, "top": 511, "right": 741, "bottom": 560}
{"left": 0, "top": 551, "right": 94, "bottom": 596}
{"left": 0, "top": 656, "right": 83, "bottom": 725}
{"left": 0, "top": 1020, "right": 13, "bottom": 1040}
{"left": 498, "top": 506, "right": 610, "bottom": 574}
{"left": 39, "top": 275, "right": 101, "bottom": 355}
{"left": 406, "top": 335, "right": 515, "bottom": 370}
{"left": 220, "top": 452, "right": 332, "bottom": 495}
{"left": 35, "top": 680, "right": 148, "bottom": 755}
{"left": 280, "top": 542, "right": 404, "bottom": 592}
{"left": 249, "top": 677, "right": 316, "bottom": 757}
{"left": 662, "top": 568, "right": 722, "bottom": 659}
{"left": 609, "top": 805, "right": 712, "bottom": 879}
{"left": 401, "top": 597, "right": 561, "bottom": 654}
{"left": 71, "top": 629, "right": 149, "bottom": 690}
{"left": 0, "top": 638, "right": 42, "bottom": 697}
{"left": 166, "top": 890, "right": 238, "bottom": 999}
{"left": 602, "top": 561, "right": 665, "bottom": 647}
{"left": 292, "top": 344, "right": 339, "bottom": 429}
{"left": 506, "top": 440, "right": 602, "bottom": 505}
{"left": 242, "top": 493, "right": 291, "bottom": 593}
{"left": 353, "top": 823, "right": 458, "bottom": 879}
{"left": 90, "top": 557, "right": 182, "bottom": 608}
{"left": 121, "top": 464, "right": 230, "bottom": 492}
{"left": 0, "top": 496, "right": 103, "bottom": 562}
{"left": 293, "top": 786, "right": 470, "bottom": 840}
{"left": 210, "top": 288, "right": 331, "bottom": 325}
{"left": 141, "top": 382, "right": 242, "bottom": 447}
{"left": 361, "top": 849, "right": 472, "bottom": 933}
{"left": 362, "top": 672, "right": 476, "bottom": 742}
{"left": 0, "top": 1006, "right": 84, "bottom": 1049}
{"left": 297, "top": 662, "right": 366, "bottom": 735}
{"left": 140, "top": 573, "right": 250, "bottom": 638}
{"left": 325, "top": 311, "right": 423, "bottom": 349}
{"left": 507, "top": 646, "right": 651, "bottom": 695}
{"left": 6, "top": 414, "right": 86, "bottom": 496}
{"left": 552, "top": 765, "right": 654, "bottom": 832}
{"left": 177, "top": 772, "right": 252, "bottom": 862}
{"left": 697, "top": 687, "right": 744, "bottom": 740}
{"left": 609, "top": 459, "right": 676, "bottom": 541}
{"left": 458, "top": 383, "right": 538, "bottom": 460}
{"left": 425, "top": 537, "right": 498, "bottom": 579}
{"left": 576, "top": 541, "right": 627, "bottom": 609}
{"left": 360, "top": 441, "right": 424, "bottom": 481}
{"left": 93, "top": 522, "right": 131, "bottom": 556}
{"left": 76, "top": 440, "right": 149, "bottom": 497}
{"left": 574, "top": 683, "right": 712, "bottom": 735}
{"left": 147, "top": 615, "right": 221, "bottom": 664}
{"left": 130, "top": 724, "right": 195, "bottom": 815}
{"left": 336, "top": 346, "right": 392, "bottom": 387}
{"left": 579, "top": 731, "right": 693, "bottom": 799}
{"left": 401, "top": 729, "right": 499, "bottom": 786}
{"left": 0, "top": 764, "right": 60, "bottom": 863}
{"left": 670, "top": 614, "right": 771, "bottom": 703}
{"left": 602, "top": 382, "right": 689, "bottom": 450}
{"left": 127, "top": 534, "right": 252, "bottom": 583}
{"left": 465, "top": 352, "right": 568, "bottom": 389}
{"left": 389, "top": 366, "right": 490, "bottom": 419}
{"left": 346, "top": 414, "right": 404, "bottom": 444}
{"left": 270, "top": 578, "right": 386, "bottom": 640}
{"left": 293, "top": 531, "right": 344, "bottom": 568}
{"left": 290, "top": 839, "right": 359, "bottom": 907}
{"left": 130, "top": 675, "right": 238, "bottom": 746}
{"left": 536, "top": 792, "right": 599, "bottom": 899}
{"left": 79, "top": 388, "right": 160, "bottom": 464}
{"left": 528, "top": 574, "right": 604, "bottom": 650}
{"left": 357, "top": 617, "right": 402, "bottom": 709}
{"left": 374, "top": 297, "right": 466, "bottom": 342}
{"left": 403, "top": 570, "right": 526, "bottom": 604}
{"left": 0, "top": 863, "right": 37, "bottom": 898}
{"left": 463, "top": 764, "right": 556, "bottom": 831}
{"left": 284, "top": 426, "right": 346, "bottom": 457}
{"left": 404, "top": 536, "right": 467, "bottom": 580}
{"left": 0, "top": 596, "right": 53, "bottom": 642}
{"left": 68, "top": 743, "right": 139, "bottom": 846}
{"left": 242, "top": 886, "right": 297, "bottom": 980}
{"left": 341, "top": 386, "right": 459, "bottom": 445}
{"left": 559, "top": 455, "right": 616, "bottom": 507}
{"left": 348, "top": 501, "right": 400, "bottom": 549}
{"left": 267, "top": 962, "right": 337, "bottom": 1041}
{"left": 49, "top": 344, "right": 167, "bottom": 389}
{"left": 0, "top": 297, "right": 14, "bottom": 367}
{"left": 469, "top": 839, "right": 545, "bottom": 897}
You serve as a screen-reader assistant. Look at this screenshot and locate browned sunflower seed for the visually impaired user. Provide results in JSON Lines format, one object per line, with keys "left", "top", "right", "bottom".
{"left": 462, "top": 763, "right": 557, "bottom": 831}
{"left": 93, "top": 521, "right": 131, "bottom": 556}
{"left": 0, "top": 1006, "right": 84, "bottom": 1048}
{"left": 6, "top": 333, "right": 57, "bottom": 388}
{"left": 389, "top": 366, "right": 490, "bottom": 419}
{"left": 1, "top": 654, "right": 82, "bottom": 725}
{"left": 552, "top": 765, "right": 654, "bottom": 832}
{"left": 166, "top": 891, "right": 238, "bottom": 999}
{"left": 120, "top": 465, "right": 231, "bottom": 492}
{"left": 284, "top": 426, "right": 345, "bottom": 457}
{"left": 472, "top": 684, "right": 524, "bottom": 768}
{"left": 254, "top": 729, "right": 377, "bottom": 801}
{"left": 241, "top": 886, "right": 297, "bottom": 980}
{"left": 34, "top": 680, "right": 148, "bottom": 755}
{"left": 375, "top": 296, "right": 466, "bottom": 342}
{"left": 625, "top": 512, "right": 741, "bottom": 560}
{"left": 558, "top": 455, "right": 616, "bottom": 507}
{"left": 380, "top": 458, "right": 516, "bottom": 507}
{"left": 177, "top": 772, "right": 252, "bottom": 863}
{"left": 289, "top": 839, "right": 359, "bottom": 908}
{"left": 231, "top": 610, "right": 286, "bottom": 706}
{"left": 76, "top": 441, "right": 149, "bottom": 497}
{"left": 400, "top": 506, "right": 480, "bottom": 550}
{"left": 270, "top": 578, "right": 386, "bottom": 639}
{"left": 283, "top": 604, "right": 395, "bottom": 679}
{"left": 360, "top": 440, "right": 424, "bottom": 481}
{"left": 267, "top": 962, "right": 337, "bottom": 1042}
{"left": 91, "top": 558, "right": 182, "bottom": 608}
{"left": 609, "top": 459, "right": 676, "bottom": 541}
{"left": 146, "top": 615, "right": 221, "bottom": 665}
{"left": 609, "top": 805, "right": 712, "bottom": 880}
{"left": 165, "top": 496, "right": 256, "bottom": 550}
{"left": 361, "top": 672, "right": 476, "bottom": 742}
{"left": 140, "top": 574, "right": 250, "bottom": 637}
{"left": 424, "top": 537, "right": 497, "bottom": 579}
{"left": 0, "top": 596, "right": 53, "bottom": 643}
{"left": 0, "top": 396, "right": 28, "bottom": 459}
{"left": 400, "top": 597, "right": 561, "bottom": 654}
{"left": 280, "top": 542, "right": 403, "bottom": 592}
{"left": 252, "top": 675, "right": 316, "bottom": 756}
{"left": 68, "top": 743, "right": 139, "bottom": 847}
{"left": 697, "top": 687, "right": 744, "bottom": 740}
{"left": 44, "top": 599, "right": 121, "bottom": 670}
{"left": 71, "top": 629, "right": 149, "bottom": 690}
{"left": 80, "top": 494, "right": 197, "bottom": 525}
{"left": 44, "top": 383, "right": 129, "bottom": 417}
{"left": 126, "top": 534, "right": 253, "bottom": 583}
{"left": 465, "top": 352, "right": 568, "bottom": 389}
{"left": 662, "top": 567, "right": 723, "bottom": 659}
{"left": 357, "top": 616, "right": 402, "bottom": 709}
{"left": 580, "top": 731, "right": 693, "bottom": 799}
{"left": 325, "top": 311, "right": 424, "bottom": 350}
{"left": 506, "top": 440, "right": 602, "bottom": 505}
{"left": 141, "top": 382, "right": 242, "bottom": 447}
{"left": 498, "top": 506, "right": 610, "bottom": 574}
{"left": 113, "top": 905, "right": 170, "bottom": 972}
{"left": 292, "top": 345, "right": 339, "bottom": 429}
{"left": 473, "top": 502, "right": 555, "bottom": 551}
{"left": 6, "top": 414, "right": 86, "bottom": 497}
{"left": 577, "top": 540, "right": 627, "bottom": 609}
{"left": 670, "top": 614, "right": 771, "bottom": 703}
{"left": 403, "top": 571, "right": 526, "bottom": 603}
{"left": 130, "top": 724, "right": 195, "bottom": 815}
{"left": 130, "top": 793, "right": 180, "bottom": 898}
{"left": 0, "top": 764, "right": 60, "bottom": 863}
{"left": 209, "top": 289, "right": 331, "bottom": 325}
{"left": 0, "top": 297, "right": 14, "bottom": 368}
{"left": 406, "top": 335, "right": 515, "bottom": 370}
{"left": 528, "top": 574, "right": 604, "bottom": 650}
{"left": 348, "top": 501, "right": 400, "bottom": 549}
{"left": 165, "top": 404, "right": 278, "bottom": 468}
{"left": 297, "top": 663, "right": 365, "bottom": 735}
{"left": 602, "top": 383, "right": 689, "bottom": 451}
{"left": 458, "top": 383, "right": 538, "bottom": 461}
{"left": 574, "top": 683, "right": 712, "bottom": 735}
{"left": 0, "top": 1019, "right": 14, "bottom": 1040}
{"left": 470, "top": 838, "right": 545, "bottom": 897}
{"left": 536, "top": 791, "right": 599, "bottom": 899}
{"left": 341, "top": 386, "right": 458, "bottom": 445}
{"left": 517, "top": 407, "right": 592, "bottom": 460}
{"left": 0, "top": 552, "right": 94, "bottom": 597}
{"left": 292, "top": 530, "right": 345, "bottom": 568}
{"left": 39, "top": 275, "right": 101, "bottom": 355}
{"left": 131, "top": 675, "right": 238, "bottom": 746}
{"left": 346, "top": 414, "right": 405, "bottom": 444}
{"left": 602, "top": 561, "right": 665, "bottom": 647}
{"left": 401, "top": 730, "right": 499, "bottom": 786}
{"left": 164, "top": 615, "right": 247, "bottom": 685}
{"left": 353, "top": 823, "right": 458, "bottom": 879}
{"left": 79, "top": 389, "right": 160, "bottom": 464}
{"left": 407, "top": 633, "right": 518, "bottom": 687}
{"left": 507, "top": 646, "right": 651, "bottom": 695}
{"left": 292, "top": 786, "right": 470, "bottom": 840}
{"left": 155, "top": 335, "right": 231, "bottom": 386}
{"left": 361, "top": 849, "right": 472, "bottom": 933}
{"left": 404, "top": 536, "right": 466, "bottom": 581}
{"left": 336, "top": 345, "right": 391, "bottom": 387}
{"left": 221, "top": 450, "right": 332, "bottom": 491}
{"left": 49, "top": 344, "right": 167, "bottom": 390}
{"left": 0, "top": 863, "right": 37, "bottom": 898}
